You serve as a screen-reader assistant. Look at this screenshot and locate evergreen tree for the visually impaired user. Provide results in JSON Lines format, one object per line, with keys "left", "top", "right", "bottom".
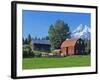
{"left": 84, "top": 39, "right": 91, "bottom": 54}
{"left": 34, "top": 36, "right": 38, "bottom": 40}
{"left": 23, "top": 37, "right": 25, "bottom": 44}
{"left": 48, "top": 24, "right": 55, "bottom": 50}
{"left": 28, "top": 34, "right": 32, "bottom": 43}
{"left": 24, "top": 38, "right": 28, "bottom": 44}
{"left": 48, "top": 20, "right": 70, "bottom": 50}
{"left": 41, "top": 36, "right": 49, "bottom": 40}
{"left": 27, "top": 34, "right": 33, "bottom": 53}
{"left": 38, "top": 37, "right": 40, "bottom": 40}
{"left": 45, "top": 36, "right": 49, "bottom": 40}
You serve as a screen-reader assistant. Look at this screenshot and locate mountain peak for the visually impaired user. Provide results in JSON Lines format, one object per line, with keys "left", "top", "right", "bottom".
{"left": 84, "top": 25, "right": 91, "bottom": 32}
{"left": 71, "top": 24, "right": 91, "bottom": 40}
{"left": 73, "top": 24, "right": 84, "bottom": 33}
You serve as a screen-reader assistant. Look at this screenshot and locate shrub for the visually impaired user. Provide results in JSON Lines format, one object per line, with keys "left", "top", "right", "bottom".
{"left": 32, "top": 51, "right": 42, "bottom": 57}
{"left": 23, "top": 50, "right": 34, "bottom": 58}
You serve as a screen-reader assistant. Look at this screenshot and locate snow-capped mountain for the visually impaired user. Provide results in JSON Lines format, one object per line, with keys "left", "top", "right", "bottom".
{"left": 71, "top": 24, "right": 91, "bottom": 40}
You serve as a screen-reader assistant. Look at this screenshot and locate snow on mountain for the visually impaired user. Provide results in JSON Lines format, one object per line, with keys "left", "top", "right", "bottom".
{"left": 71, "top": 24, "right": 91, "bottom": 40}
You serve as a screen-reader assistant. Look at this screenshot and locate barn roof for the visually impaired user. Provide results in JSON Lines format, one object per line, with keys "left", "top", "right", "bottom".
{"left": 61, "top": 38, "right": 79, "bottom": 47}
{"left": 32, "top": 40, "right": 51, "bottom": 45}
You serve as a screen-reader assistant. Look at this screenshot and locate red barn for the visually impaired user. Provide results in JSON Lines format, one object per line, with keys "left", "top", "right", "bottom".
{"left": 60, "top": 38, "right": 85, "bottom": 56}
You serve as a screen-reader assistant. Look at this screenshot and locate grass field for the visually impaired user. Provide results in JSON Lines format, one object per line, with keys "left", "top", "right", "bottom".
{"left": 23, "top": 55, "right": 90, "bottom": 69}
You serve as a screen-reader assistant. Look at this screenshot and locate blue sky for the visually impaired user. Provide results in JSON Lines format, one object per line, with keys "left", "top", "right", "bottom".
{"left": 22, "top": 10, "right": 91, "bottom": 38}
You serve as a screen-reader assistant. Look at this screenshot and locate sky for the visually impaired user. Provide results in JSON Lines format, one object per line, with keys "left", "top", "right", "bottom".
{"left": 22, "top": 10, "right": 91, "bottom": 38}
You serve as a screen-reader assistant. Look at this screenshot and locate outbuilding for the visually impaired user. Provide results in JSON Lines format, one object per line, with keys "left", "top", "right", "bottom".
{"left": 60, "top": 38, "right": 85, "bottom": 56}
{"left": 32, "top": 40, "right": 51, "bottom": 52}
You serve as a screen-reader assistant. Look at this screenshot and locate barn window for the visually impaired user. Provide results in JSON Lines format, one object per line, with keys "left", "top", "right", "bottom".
{"left": 81, "top": 41, "right": 83, "bottom": 44}
{"left": 77, "top": 41, "right": 79, "bottom": 44}
{"left": 79, "top": 41, "right": 82, "bottom": 44}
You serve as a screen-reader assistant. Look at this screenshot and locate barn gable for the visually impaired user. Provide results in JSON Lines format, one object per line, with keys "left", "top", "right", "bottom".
{"left": 61, "top": 38, "right": 78, "bottom": 47}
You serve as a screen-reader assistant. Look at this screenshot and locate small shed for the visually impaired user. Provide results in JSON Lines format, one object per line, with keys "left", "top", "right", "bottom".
{"left": 60, "top": 38, "right": 85, "bottom": 56}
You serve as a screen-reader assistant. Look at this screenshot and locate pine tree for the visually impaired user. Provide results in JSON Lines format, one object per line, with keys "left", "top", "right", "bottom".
{"left": 27, "top": 34, "right": 33, "bottom": 53}
{"left": 24, "top": 38, "right": 28, "bottom": 44}
{"left": 28, "top": 34, "right": 32, "bottom": 43}
{"left": 23, "top": 37, "right": 25, "bottom": 44}
{"left": 48, "top": 20, "right": 70, "bottom": 50}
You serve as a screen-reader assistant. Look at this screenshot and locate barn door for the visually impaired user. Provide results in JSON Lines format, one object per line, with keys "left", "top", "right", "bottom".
{"left": 66, "top": 47, "right": 68, "bottom": 55}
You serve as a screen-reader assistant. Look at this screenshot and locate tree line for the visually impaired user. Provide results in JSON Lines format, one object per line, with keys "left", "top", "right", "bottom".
{"left": 23, "top": 34, "right": 49, "bottom": 44}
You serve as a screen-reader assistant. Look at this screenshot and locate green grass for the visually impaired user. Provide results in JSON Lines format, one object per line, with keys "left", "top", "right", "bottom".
{"left": 23, "top": 55, "right": 90, "bottom": 69}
